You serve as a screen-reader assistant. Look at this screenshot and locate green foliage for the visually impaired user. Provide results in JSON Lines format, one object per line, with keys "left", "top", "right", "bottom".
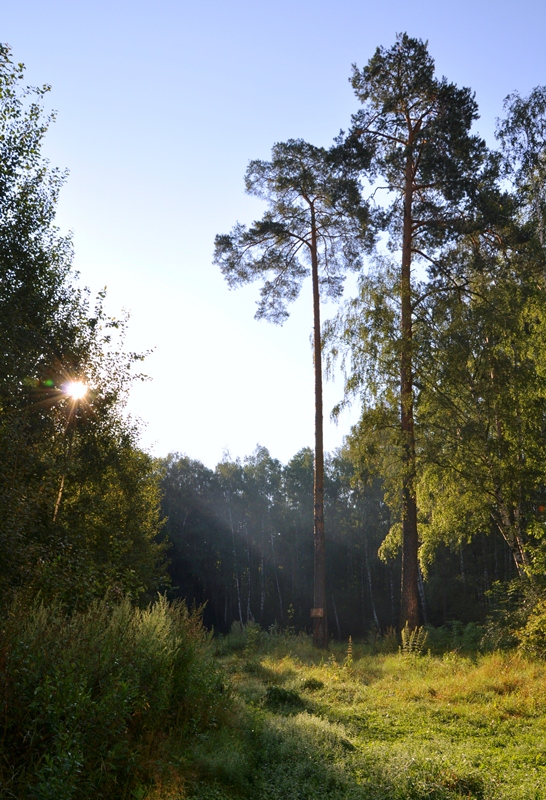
{"left": 425, "top": 622, "right": 485, "bottom": 656}
{"left": 322, "top": 39, "right": 546, "bottom": 611}
{"left": 328, "top": 33, "right": 500, "bottom": 628}
{"left": 301, "top": 677, "right": 325, "bottom": 691}
{"left": 263, "top": 685, "right": 306, "bottom": 713}
{"left": 416, "top": 245, "right": 546, "bottom": 575}
{"left": 0, "top": 596, "right": 226, "bottom": 799}
{"left": 0, "top": 44, "right": 165, "bottom": 609}
{"left": 496, "top": 85, "right": 546, "bottom": 245}
{"left": 213, "top": 139, "right": 370, "bottom": 323}
{"left": 516, "top": 598, "right": 546, "bottom": 658}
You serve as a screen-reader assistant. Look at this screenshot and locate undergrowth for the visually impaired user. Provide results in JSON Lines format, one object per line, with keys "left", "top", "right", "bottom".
{"left": 0, "top": 596, "right": 227, "bottom": 799}
{"left": 4, "top": 614, "right": 546, "bottom": 799}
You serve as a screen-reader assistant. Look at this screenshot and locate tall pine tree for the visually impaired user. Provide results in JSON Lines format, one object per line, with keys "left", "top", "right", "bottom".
{"left": 345, "top": 33, "right": 489, "bottom": 628}
{"left": 214, "top": 139, "right": 370, "bottom": 645}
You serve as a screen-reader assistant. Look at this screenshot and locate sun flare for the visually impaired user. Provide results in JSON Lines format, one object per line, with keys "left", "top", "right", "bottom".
{"left": 64, "top": 381, "right": 88, "bottom": 400}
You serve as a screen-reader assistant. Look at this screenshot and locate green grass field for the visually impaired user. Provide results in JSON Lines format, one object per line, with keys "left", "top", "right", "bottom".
{"left": 185, "top": 631, "right": 546, "bottom": 800}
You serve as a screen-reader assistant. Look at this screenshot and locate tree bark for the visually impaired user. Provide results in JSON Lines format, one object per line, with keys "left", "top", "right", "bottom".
{"left": 399, "top": 149, "right": 420, "bottom": 631}
{"left": 310, "top": 206, "right": 328, "bottom": 647}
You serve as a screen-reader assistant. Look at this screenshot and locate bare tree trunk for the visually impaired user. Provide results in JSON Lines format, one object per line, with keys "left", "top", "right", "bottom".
{"left": 482, "top": 533, "right": 490, "bottom": 600}
{"left": 417, "top": 564, "right": 429, "bottom": 626}
{"left": 53, "top": 426, "right": 74, "bottom": 523}
{"left": 259, "top": 517, "right": 266, "bottom": 621}
{"left": 399, "top": 150, "right": 419, "bottom": 631}
{"left": 389, "top": 568, "right": 396, "bottom": 628}
{"left": 227, "top": 496, "right": 243, "bottom": 628}
{"left": 492, "top": 490, "right": 531, "bottom": 576}
{"left": 275, "top": 571, "right": 283, "bottom": 622}
{"left": 330, "top": 582, "right": 342, "bottom": 639}
{"left": 363, "top": 531, "right": 380, "bottom": 628}
{"left": 260, "top": 552, "right": 265, "bottom": 620}
{"left": 270, "top": 532, "right": 284, "bottom": 622}
{"left": 246, "top": 526, "right": 252, "bottom": 622}
{"left": 53, "top": 474, "right": 65, "bottom": 523}
{"left": 360, "top": 561, "right": 366, "bottom": 629}
{"left": 310, "top": 207, "right": 328, "bottom": 648}
{"left": 493, "top": 535, "right": 498, "bottom": 581}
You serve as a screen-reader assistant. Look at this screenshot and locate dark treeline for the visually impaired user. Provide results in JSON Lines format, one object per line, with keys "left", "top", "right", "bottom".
{"left": 162, "top": 447, "right": 517, "bottom": 636}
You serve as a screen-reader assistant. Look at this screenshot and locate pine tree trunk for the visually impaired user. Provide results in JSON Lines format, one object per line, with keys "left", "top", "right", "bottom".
{"left": 270, "top": 532, "right": 284, "bottom": 621}
{"left": 310, "top": 207, "right": 328, "bottom": 647}
{"left": 399, "top": 150, "right": 419, "bottom": 631}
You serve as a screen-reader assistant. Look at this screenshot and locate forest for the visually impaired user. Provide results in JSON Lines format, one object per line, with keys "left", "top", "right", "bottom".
{"left": 2, "top": 32, "right": 546, "bottom": 800}
{"left": 161, "top": 446, "right": 517, "bottom": 638}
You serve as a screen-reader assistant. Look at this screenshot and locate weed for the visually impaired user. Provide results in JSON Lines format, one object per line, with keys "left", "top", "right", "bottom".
{"left": 301, "top": 678, "right": 325, "bottom": 691}
{"left": 366, "top": 624, "right": 400, "bottom": 654}
{"left": 344, "top": 635, "right": 353, "bottom": 667}
{"left": 400, "top": 622, "right": 428, "bottom": 656}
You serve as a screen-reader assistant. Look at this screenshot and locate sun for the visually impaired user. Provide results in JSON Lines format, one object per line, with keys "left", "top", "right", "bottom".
{"left": 64, "top": 380, "right": 88, "bottom": 400}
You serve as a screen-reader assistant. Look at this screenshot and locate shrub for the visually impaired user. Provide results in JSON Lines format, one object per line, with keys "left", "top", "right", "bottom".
{"left": 301, "top": 678, "right": 324, "bottom": 692}
{"left": 0, "top": 595, "right": 226, "bottom": 798}
{"left": 425, "top": 621, "right": 485, "bottom": 655}
{"left": 517, "top": 597, "right": 546, "bottom": 657}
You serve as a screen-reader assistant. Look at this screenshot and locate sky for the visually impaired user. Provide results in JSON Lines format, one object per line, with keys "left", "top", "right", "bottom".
{"left": 3, "top": 0, "right": 546, "bottom": 468}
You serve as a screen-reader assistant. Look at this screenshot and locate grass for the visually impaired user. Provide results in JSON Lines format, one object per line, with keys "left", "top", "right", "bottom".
{"left": 183, "top": 630, "right": 546, "bottom": 800}
{"left": 5, "top": 612, "right": 546, "bottom": 799}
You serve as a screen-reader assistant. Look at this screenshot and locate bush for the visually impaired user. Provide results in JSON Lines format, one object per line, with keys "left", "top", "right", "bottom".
{"left": 0, "top": 595, "right": 227, "bottom": 798}
{"left": 517, "top": 597, "right": 546, "bottom": 657}
{"left": 213, "top": 621, "right": 313, "bottom": 660}
{"left": 425, "top": 621, "right": 485, "bottom": 655}
{"left": 482, "top": 579, "right": 538, "bottom": 652}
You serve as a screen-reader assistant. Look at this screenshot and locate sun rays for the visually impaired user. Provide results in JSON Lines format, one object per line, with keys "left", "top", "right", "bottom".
{"left": 63, "top": 380, "right": 88, "bottom": 401}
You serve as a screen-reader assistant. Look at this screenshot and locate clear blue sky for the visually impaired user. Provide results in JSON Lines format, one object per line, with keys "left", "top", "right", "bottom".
{"left": 3, "top": 0, "right": 546, "bottom": 467}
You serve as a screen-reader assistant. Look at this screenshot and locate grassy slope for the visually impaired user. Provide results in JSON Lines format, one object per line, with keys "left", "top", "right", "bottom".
{"left": 185, "top": 633, "right": 546, "bottom": 800}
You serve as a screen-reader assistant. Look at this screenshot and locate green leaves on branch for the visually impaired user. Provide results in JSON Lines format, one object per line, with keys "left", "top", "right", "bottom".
{"left": 214, "top": 138, "right": 372, "bottom": 323}
{"left": 350, "top": 33, "right": 491, "bottom": 251}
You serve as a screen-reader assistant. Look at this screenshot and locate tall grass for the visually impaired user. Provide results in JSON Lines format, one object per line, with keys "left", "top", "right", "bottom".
{"left": 4, "top": 612, "right": 546, "bottom": 799}
{"left": 188, "top": 626, "right": 546, "bottom": 800}
{"left": 0, "top": 596, "right": 226, "bottom": 799}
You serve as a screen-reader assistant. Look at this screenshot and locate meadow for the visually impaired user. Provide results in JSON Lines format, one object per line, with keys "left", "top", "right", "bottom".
{"left": 186, "top": 625, "right": 546, "bottom": 800}
{"left": 3, "top": 604, "right": 546, "bottom": 799}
